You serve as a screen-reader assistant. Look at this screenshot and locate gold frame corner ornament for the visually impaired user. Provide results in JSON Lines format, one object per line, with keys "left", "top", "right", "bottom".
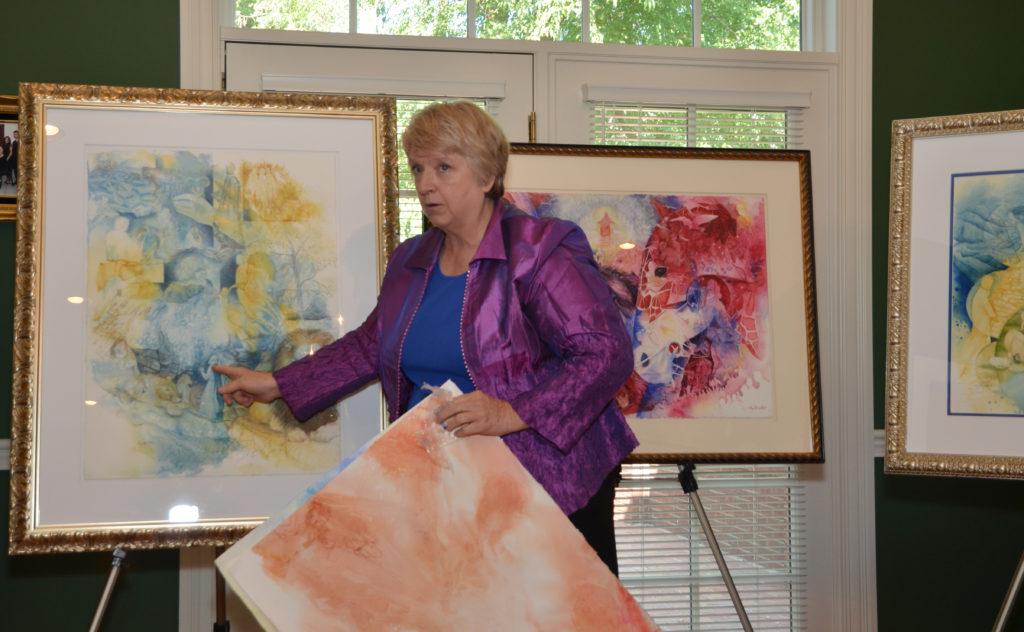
{"left": 884, "top": 107, "right": 1024, "bottom": 480}
{"left": 9, "top": 83, "right": 399, "bottom": 554}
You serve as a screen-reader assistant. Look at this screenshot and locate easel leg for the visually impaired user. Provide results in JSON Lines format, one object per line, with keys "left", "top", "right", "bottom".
{"left": 679, "top": 464, "right": 754, "bottom": 632}
{"left": 89, "top": 548, "right": 127, "bottom": 632}
{"left": 993, "top": 550, "right": 1024, "bottom": 632}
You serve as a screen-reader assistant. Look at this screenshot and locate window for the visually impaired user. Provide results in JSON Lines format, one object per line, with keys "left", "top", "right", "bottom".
{"left": 617, "top": 465, "right": 806, "bottom": 631}
{"left": 389, "top": 96, "right": 810, "bottom": 631}
{"left": 592, "top": 104, "right": 801, "bottom": 149}
{"left": 593, "top": 101, "right": 808, "bottom": 631}
{"left": 214, "top": 5, "right": 848, "bottom": 627}
{"left": 232, "top": 0, "right": 801, "bottom": 50}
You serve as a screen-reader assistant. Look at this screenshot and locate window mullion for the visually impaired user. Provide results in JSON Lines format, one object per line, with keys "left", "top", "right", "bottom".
{"left": 468, "top": 0, "right": 477, "bottom": 39}
{"left": 687, "top": 106, "right": 697, "bottom": 147}
{"left": 581, "top": 0, "right": 591, "bottom": 44}
{"left": 692, "top": 0, "right": 702, "bottom": 48}
{"left": 222, "top": 0, "right": 237, "bottom": 26}
{"left": 349, "top": 0, "right": 357, "bottom": 33}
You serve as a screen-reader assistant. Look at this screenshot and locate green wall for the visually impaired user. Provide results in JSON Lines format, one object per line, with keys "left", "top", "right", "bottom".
{"left": 1, "top": 1, "right": 180, "bottom": 629}
{"left": 873, "top": 1, "right": 1024, "bottom": 630}
{"left": 5, "top": 0, "right": 1024, "bottom": 629}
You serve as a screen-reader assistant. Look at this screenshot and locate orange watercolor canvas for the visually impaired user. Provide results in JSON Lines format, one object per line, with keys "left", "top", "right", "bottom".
{"left": 216, "top": 382, "right": 658, "bottom": 631}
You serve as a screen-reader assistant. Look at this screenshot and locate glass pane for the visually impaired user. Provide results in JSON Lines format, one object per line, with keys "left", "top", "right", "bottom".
{"left": 701, "top": 0, "right": 800, "bottom": 51}
{"left": 357, "top": 0, "right": 467, "bottom": 37}
{"left": 234, "top": 0, "right": 349, "bottom": 32}
{"left": 590, "top": 0, "right": 692, "bottom": 47}
{"left": 695, "top": 109, "right": 788, "bottom": 149}
{"left": 477, "top": 0, "right": 582, "bottom": 42}
{"left": 591, "top": 105, "right": 688, "bottom": 147}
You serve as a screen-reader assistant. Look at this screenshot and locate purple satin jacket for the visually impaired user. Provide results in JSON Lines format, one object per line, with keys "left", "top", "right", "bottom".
{"left": 273, "top": 201, "right": 639, "bottom": 514}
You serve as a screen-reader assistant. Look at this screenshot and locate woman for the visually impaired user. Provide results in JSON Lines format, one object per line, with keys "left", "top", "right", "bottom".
{"left": 214, "top": 102, "right": 638, "bottom": 574}
{"left": 0, "top": 136, "right": 11, "bottom": 187}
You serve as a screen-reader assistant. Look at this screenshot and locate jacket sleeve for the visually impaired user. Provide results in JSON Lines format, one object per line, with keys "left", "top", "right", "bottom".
{"left": 507, "top": 225, "right": 634, "bottom": 453}
{"left": 272, "top": 305, "right": 380, "bottom": 422}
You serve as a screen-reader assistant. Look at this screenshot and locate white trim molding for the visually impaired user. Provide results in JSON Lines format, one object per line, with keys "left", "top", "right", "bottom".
{"left": 1, "top": 438, "right": 9, "bottom": 471}
{"left": 180, "top": 0, "right": 225, "bottom": 89}
{"left": 828, "top": 0, "right": 877, "bottom": 628}
{"left": 179, "top": 547, "right": 217, "bottom": 632}
{"left": 582, "top": 84, "right": 812, "bottom": 109}
{"left": 260, "top": 74, "right": 507, "bottom": 99}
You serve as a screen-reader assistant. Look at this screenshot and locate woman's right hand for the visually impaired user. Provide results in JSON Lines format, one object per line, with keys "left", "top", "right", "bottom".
{"left": 212, "top": 365, "right": 282, "bottom": 407}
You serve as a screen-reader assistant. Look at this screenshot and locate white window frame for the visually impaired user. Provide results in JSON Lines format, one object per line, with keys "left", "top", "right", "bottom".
{"left": 178, "top": 1, "right": 875, "bottom": 630}
{"left": 208, "top": 0, "right": 827, "bottom": 51}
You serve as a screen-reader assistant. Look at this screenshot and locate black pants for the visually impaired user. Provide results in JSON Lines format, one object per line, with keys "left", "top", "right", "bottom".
{"left": 568, "top": 465, "right": 622, "bottom": 577}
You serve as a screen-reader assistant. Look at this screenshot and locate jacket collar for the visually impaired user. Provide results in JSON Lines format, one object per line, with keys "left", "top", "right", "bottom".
{"left": 404, "top": 199, "right": 509, "bottom": 270}
{"left": 471, "top": 198, "right": 509, "bottom": 263}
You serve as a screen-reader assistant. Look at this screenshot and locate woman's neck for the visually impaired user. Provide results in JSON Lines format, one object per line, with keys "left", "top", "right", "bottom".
{"left": 438, "top": 199, "right": 495, "bottom": 275}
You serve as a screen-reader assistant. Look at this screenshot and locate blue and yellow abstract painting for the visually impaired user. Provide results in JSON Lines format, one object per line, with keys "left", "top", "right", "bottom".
{"left": 84, "top": 149, "right": 342, "bottom": 478}
{"left": 949, "top": 169, "right": 1024, "bottom": 416}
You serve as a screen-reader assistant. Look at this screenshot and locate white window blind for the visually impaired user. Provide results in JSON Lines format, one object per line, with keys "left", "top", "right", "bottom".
{"left": 591, "top": 103, "right": 805, "bottom": 150}
{"left": 594, "top": 101, "right": 807, "bottom": 631}
{"left": 617, "top": 464, "right": 806, "bottom": 631}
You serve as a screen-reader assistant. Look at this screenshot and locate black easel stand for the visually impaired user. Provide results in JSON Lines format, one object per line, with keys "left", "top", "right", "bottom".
{"left": 678, "top": 463, "right": 754, "bottom": 632}
{"left": 89, "top": 548, "right": 127, "bottom": 632}
{"left": 993, "top": 549, "right": 1024, "bottom": 632}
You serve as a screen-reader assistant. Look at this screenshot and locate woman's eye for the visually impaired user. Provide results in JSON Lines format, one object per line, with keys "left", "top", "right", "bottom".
{"left": 439, "top": 163, "right": 450, "bottom": 172}
{"left": 410, "top": 165, "right": 422, "bottom": 174}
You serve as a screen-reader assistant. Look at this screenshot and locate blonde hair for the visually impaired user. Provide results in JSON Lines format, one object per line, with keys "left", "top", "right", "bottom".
{"left": 401, "top": 101, "right": 509, "bottom": 200}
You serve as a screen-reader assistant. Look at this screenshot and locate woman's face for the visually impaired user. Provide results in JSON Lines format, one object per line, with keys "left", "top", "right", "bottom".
{"left": 408, "top": 149, "right": 494, "bottom": 231}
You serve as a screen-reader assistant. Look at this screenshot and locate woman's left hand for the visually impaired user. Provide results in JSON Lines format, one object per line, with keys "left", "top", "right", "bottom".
{"left": 435, "top": 391, "right": 529, "bottom": 438}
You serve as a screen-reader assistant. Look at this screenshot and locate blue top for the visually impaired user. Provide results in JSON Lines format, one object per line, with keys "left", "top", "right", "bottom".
{"left": 401, "top": 263, "right": 476, "bottom": 409}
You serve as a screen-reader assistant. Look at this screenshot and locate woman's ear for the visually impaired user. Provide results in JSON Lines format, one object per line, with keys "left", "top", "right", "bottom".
{"left": 480, "top": 173, "right": 496, "bottom": 195}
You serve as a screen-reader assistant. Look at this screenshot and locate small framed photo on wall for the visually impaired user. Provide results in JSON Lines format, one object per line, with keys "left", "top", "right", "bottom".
{"left": 0, "top": 94, "right": 17, "bottom": 220}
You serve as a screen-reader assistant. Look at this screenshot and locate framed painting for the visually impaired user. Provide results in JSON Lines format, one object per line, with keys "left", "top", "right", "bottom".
{"left": 217, "top": 381, "right": 656, "bottom": 631}
{"left": 506, "top": 144, "right": 821, "bottom": 463}
{"left": 885, "top": 108, "right": 1024, "bottom": 479}
{"left": 0, "top": 94, "right": 16, "bottom": 220}
{"left": 9, "top": 83, "right": 398, "bottom": 553}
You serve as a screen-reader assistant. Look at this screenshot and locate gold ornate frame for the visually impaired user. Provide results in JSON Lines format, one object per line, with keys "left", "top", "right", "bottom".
{"left": 508, "top": 143, "right": 822, "bottom": 464}
{"left": 9, "top": 83, "right": 399, "bottom": 554}
{"left": 885, "top": 108, "right": 1024, "bottom": 479}
{"left": 0, "top": 94, "right": 17, "bottom": 221}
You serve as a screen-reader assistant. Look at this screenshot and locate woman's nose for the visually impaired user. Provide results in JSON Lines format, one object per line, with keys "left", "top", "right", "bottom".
{"left": 416, "top": 172, "right": 435, "bottom": 194}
